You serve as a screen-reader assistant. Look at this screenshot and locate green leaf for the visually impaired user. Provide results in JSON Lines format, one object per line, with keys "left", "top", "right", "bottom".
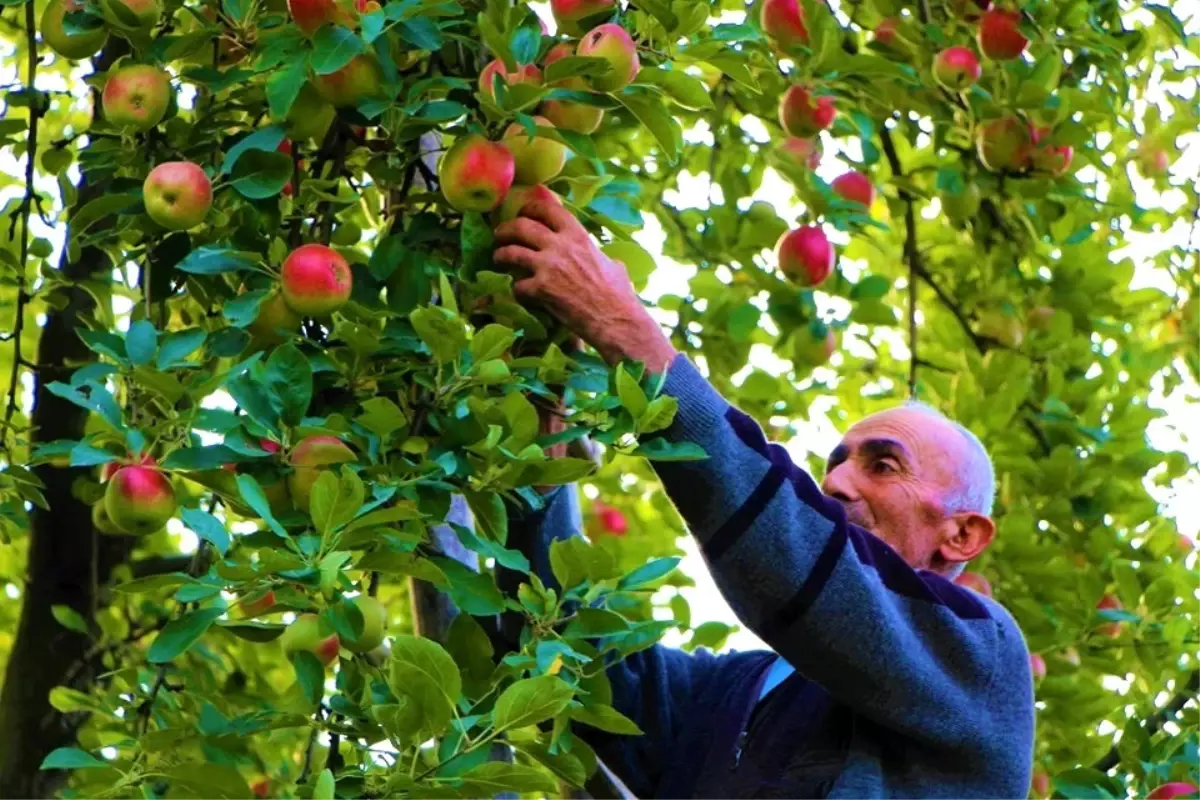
{"left": 527, "top": 457, "right": 596, "bottom": 487}
{"left": 461, "top": 763, "right": 559, "bottom": 795}
{"left": 459, "top": 212, "right": 494, "bottom": 279}
{"left": 356, "top": 397, "right": 408, "bottom": 438}
{"left": 387, "top": 634, "right": 462, "bottom": 737}
{"left": 410, "top": 305, "right": 469, "bottom": 363}
{"left": 493, "top": 675, "right": 574, "bottom": 732}
{"left": 638, "top": 395, "right": 677, "bottom": 434}
{"left": 564, "top": 608, "right": 629, "bottom": 638}
{"left": 463, "top": 489, "right": 507, "bottom": 544}
{"left": 175, "top": 245, "right": 256, "bottom": 275}
{"left": 156, "top": 328, "right": 207, "bottom": 369}
{"left": 310, "top": 468, "right": 365, "bottom": 536}
{"left": 569, "top": 703, "right": 643, "bottom": 735}
{"left": 228, "top": 150, "right": 293, "bottom": 199}
{"left": 1052, "top": 767, "right": 1123, "bottom": 799}
{"left": 216, "top": 621, "right": 286, "bottom": 642}
{"left": 616, "top": 365, "right": 649, "bottom": 418}
{"left": 311, "top": 25, "right": 365, "bottom": 75}
{"left": 1145, "top": 3, "right": 1186, "bottom": 45}
{"left": 236, "top": 474, "right": 289, "bottom": 536}
{"left": 180, "top": 507, "right": 231, "bottom": 555}
{"left": 220, "top": 124, "right": 286, "bottom": 175}
{"left": 160, "top": 764, "right": 252, "bottom": 800}
{"left": 615, "top": 92, "right": 682, "bottom": 165}
{"left": 549, "top": 536, "right": 614, "bottom": 590}
{"left": 633, "top": 68, "right": 714, "bottom": 110}
{"left": 850, "top": 275, "right": 891, "bottom": 300}
{"left": 147, "top": 606, "right": 225, "bottom": 663}
{"left": 602, "top": 240, "right": 656, "bottom": 292}
{"left": 265, "top": 344, "right": 313, "bottom": 426}
{"left": 162, "top": 444, "right": 239, "bottom": 470}
{"left": 313, "top": 769, "right": 335, "bottom": 800}
{"left": 293, "top": 651, "right": 326, "bottom": 705}
{"left": 618, "top": 557, "right": 680, "bottom": 590}
{"left": 397, "top": 17, "right": 442, "bottom": 49}
{"left": 51, "top": 604, "right": 89, "bottom": 634}
{"left": 68, "top": 192, "right": 141, "bottom": 241}
{"left": 125, "top": 320, "right": 158, "bottom": 367}
{"left": 267, "top": 57, "right": 309, "bottom": 121}
{"left": 470, "top": 323, "right": 516, "bottom": 364}
{"left": 39, "top": 747, "right": 109, "bottom": 770}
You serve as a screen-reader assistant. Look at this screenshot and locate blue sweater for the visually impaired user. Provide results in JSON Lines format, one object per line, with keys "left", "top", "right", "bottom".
{"left": 510, "top": 354, "right": 1035, "bottom": 798}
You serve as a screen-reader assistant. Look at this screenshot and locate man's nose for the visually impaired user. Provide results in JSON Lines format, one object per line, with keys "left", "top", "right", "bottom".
{"left": 821, "top": 462, "right": 856, "bottom": 503}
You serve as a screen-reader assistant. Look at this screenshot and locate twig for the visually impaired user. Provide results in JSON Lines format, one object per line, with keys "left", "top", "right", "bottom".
{"left": 877, "top": 127, "right": 923, "bottom": 397}
{"left": 4, "top": 0, "right": 39, "bottom": 450}
{"left": 298, "top": 723, "right": 320, "bottom": 783}
{"left": 1093, "top": 670, "right": 1199, "bottom": 772}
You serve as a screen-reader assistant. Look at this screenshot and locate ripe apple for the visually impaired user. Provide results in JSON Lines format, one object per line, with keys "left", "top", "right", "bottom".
{"left": 503, "top": 116, "right": 568, "bottom": 184}
{"left": 976, "top": 116, "right": 1033, "bottom": 172}
{"left": 1029, "top": 652, "right": 1046, "bottom": 682}
{"left": 933, "top": 46, "right": 981, "bottom": 90}
{"left": 312, "top": 54, "right": 384, "bottom": 107}
{"left": 793, "top": 321, "right": 837, "bottom": 367}
{"left": 344, "top": 595, "right": 387, "bottom": 653}
{"left": 594, "top": 502, "right": 628, "bottom": 535}
{"left": 102, "top": 64, "right": 172, "bottom": 131}
{"left": 478, "top": 59, "right": 542, "bottom": 105}
{"left": 240, "top": 590, "right": 277, "bottom": 618}
{"left": 1136, "top": 145, "right": 1171, "bottom": 178}
{"left": 104, "top": 0, "right": 160, "bottom": 28}
{"left": 760, "top": 0, "right": 807, "bottom": 52}
{"left": 541, "top": 43, "right": 605, "bottom": 134}
{"left": 143, "top": 161, "right": 212, "bottom": 231}
{"left": 248, "top": 289, "right": 303, "bottom": 345}
{"left": 439, "top": 135, "right": 515, "bottom": 213}
{"left": 104, "top": 465, "right": 177, "bottom": 536}
{"left": 92, "top": 501, "right": 125, "bottom": 535}
{"left": 250, "top": 777, "right": 270, "bottom": 799}
{"left": 285, "top": 83, "right": 335, "bottom": 142}
{"left": 576, "top": 23, "right": 639, "bottom": 93}
{"left": 778, "top": 137, "right": 821, "bottom": 171}
{"left": 954, "top": 571, "right": 992, "bottom": 597}
{"left": 41, "top": 0, "right": 108, "bottom": 60}
{"left": 978, "top": 9, "right": 1027, "bottom": 60}
{"left": 1147, "top": 783, "right": 1200, "bottom": 800}
{"left": 1178, "top": 534, "right": 1194, "bottom": 555}
{"left": 280, "top": 243, "right": 353, "bottom": 317}
{"left": 942, "top": 182, "right": 981, "bottom": 221}
{"left": 101, "top": 452, "right": 155, "bottom": 482}
{"left": 1032, "top": 144, "right": 1073, "bottom": 176}
{"left": 776, "top": 225, "right": 834, "bottom": 287}
{"left": 1096, "top": 594, "right": 1123, "bottom": 638}
{"left": 288, "top": 0, "right": 354, "bottom": 36}
{"left": 287, "top": 435, "right": 357, "bottom": 513}
{"left": 779, "top": 84, "right": 836, "bottom": 137}
{"left": 494, "top": 184, "right": 562, "bottom": 224}
{"left": 831, "top": 171, "right": 874, "bottom": 207}
{"left": 873, "top": 16, "right": 898, "bottom": 47}
{"left": 280, "top": 613, "right": 340, "bottom": 665}
{"left": 1030, "top": 769, "right": 1051, "bottom": 799}
{"left": 550, "top": 0, "right": 616, "bottom": 36}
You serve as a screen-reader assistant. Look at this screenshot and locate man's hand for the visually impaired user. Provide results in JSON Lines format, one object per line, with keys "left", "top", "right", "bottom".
{"left": 493, "top": 187, "right": 678, "bottom": 372}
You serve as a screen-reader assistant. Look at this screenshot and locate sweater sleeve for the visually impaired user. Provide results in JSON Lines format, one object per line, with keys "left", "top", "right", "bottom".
{"left": 499, "top": 485, "right": 722, "bottom": 798}
{"left": 650, "top": 353, "right": 1035, "bottom": 757}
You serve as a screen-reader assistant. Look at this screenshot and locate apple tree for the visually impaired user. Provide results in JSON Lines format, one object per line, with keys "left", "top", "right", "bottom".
{"left": 0, "top": 0, "right": 1196, "bottom": 796}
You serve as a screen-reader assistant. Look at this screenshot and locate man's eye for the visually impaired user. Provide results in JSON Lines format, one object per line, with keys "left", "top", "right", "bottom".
{"left": 871, "top": 459, "right": 898, "bottom": 474}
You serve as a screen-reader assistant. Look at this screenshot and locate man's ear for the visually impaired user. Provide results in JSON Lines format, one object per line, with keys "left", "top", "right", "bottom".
{"left": 938, "top": 513, "right": 996, "bottom": 566}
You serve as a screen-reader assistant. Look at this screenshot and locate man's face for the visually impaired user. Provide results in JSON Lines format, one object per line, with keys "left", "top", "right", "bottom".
{"left": 819, "top": 407, "right": 980, "bottom": 571}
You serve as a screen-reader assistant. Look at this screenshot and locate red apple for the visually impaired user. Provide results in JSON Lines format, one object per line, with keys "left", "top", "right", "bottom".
{"left": 280, "top": 244, "right": 353, "bottom": 317}
{"left": 439, "top": 134, "right": 515, "bottom": 213}
{"left": 550, "top": 0, "right": 616, "bottom": 36}
{"left": 793, "top": 321, "right": 837, "bottom": 367}
{"left": 594, "top": 502, "right": 628, "bottom": 535}
{"left": 344, "top": 595, "right": 387, "bottom": 653}
{"left": 503, "top": 116, "right": 568, "bottom": 184}
{"left": 760, "top": 0, "right": 807, "bottom": 52}
{"left": 250, "top": 777, "right": 270, "bottom": 799}
{"left": 540, "top": 43, "right": 605, "bottom": 133}
{"left": 105, "top": 0, "right": 159, "bottom": 28}
{"left": 873, "top": 16, "right": 899, "bottom": 47}
{"left": 240, "top": 590, "right": 277, "bottom": 618}
{"left": 288, "top": 0, "right": 354, "bottom": 36}
{"left": 478, "top": 59, "right": 542, "bottom": 105}
{"left": 978, "top": 9, "right": 1027, "bottom": 60}
{"left": 1136, "top": 145, "right": 1172, "bottom": 178}
{"left": 102, "top": 65, "right": 172, "bottom": 131}
{"left": 287, "top": 435, "right": 357, "bottom": 513}
{"left": 494, "top": 184, "right": 562, "bottom": 224}
{"left": 933, "top": 46, "right": 981, "bottom": 90}
{"left": 104, "top": 465, "right": 177, "bottom": 536}
{"left": 280, "top": 613, "right": 340, "bottom": 665}
{"left": 831, "top": 171, "right": 874, "bottom": 207}
{"left": 779, "top": 85, "right": 836, "bottom": 137}
{"left": 1147, "top": 783, "right": 1200, "bottom": 800}
{"left": 101, "top": 452, "right": 155, "bottom": 482}
{"left": 312, "top": 54, "right": 384, "bottom": 107}
{"left": 1178, "top": 535, "right": 1194, "bottom": 555}
{"left": 954, "top": 571, "right": 992, "bottom": 597}
{"left": 778, "top": 137, "right": 821, "bottom": 171}
{"left": 1030, "top": 769, "right": 1051, "bottom": 798}
{"left": 976, "top": 116, "right": 1033, "bottom": 172}
{"left": 776, "top": 225, "right": 834, "bottom": 287}
{"left": 1029, "top": 652, "right": 1046, "bottom": 682}
{"left": 576, "top": 23, "right": 639, "bottom": 93}
{"left": 143, "top": 161, "right": 212, "bottom": 231}
{"left": 1096, "top": 594, "right": 1123, "bottom": 638}
{"left": 41, "top": 0, "right": 108, "bottom": 59}
{"left": 1032, "top": 143, "right": 1073, "bottom": 176}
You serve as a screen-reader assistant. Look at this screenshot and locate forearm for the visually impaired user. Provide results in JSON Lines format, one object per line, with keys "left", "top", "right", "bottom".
{"left": 584, "top": 304, "right": 678, "bottom": 374}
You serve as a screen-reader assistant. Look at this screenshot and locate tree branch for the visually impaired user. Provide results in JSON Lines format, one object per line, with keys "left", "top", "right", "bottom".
{"left": 1093, "top": 670, "right": 1199, "bottom": 772}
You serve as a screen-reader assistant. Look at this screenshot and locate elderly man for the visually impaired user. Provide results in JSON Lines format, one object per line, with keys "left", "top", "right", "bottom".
{"left": 493, "top": 190, "right": 1035, "bottom": 799}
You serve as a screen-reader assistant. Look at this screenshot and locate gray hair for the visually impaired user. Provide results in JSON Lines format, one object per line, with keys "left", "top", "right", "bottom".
{"left": 900, "top": 400, "right": 996, "bottom": 517}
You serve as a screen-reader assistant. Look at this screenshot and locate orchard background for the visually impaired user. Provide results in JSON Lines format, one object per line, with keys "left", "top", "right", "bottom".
{"left": 0, "top": 0, "right": 1197, "bottom": 794}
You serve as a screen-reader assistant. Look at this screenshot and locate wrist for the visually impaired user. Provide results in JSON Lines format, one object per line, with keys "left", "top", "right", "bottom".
{"left": 589, "top": 309, "right": 677, "bottom": 373}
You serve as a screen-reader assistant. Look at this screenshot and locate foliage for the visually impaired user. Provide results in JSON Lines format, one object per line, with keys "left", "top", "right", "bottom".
{"left": 0, "top": 0, "right": 1197, "bottom": 796}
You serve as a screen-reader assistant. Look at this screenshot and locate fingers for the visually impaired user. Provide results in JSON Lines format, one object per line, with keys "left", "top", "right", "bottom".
{"left": 513, "top": 275, "right": 542, "bottom": 301}
{"left": 494, "top": 246, "right": 542, "bottom": 274}
{"left": 494, "top": 218, "right": 556, "bottom": 250}
{"left": 520, "top": 189, "right": 579, "bottom": 233}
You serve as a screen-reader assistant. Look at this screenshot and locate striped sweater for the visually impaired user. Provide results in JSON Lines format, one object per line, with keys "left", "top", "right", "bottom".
{"left": 509, "top": 354, "right": 1035, "bottom": 798}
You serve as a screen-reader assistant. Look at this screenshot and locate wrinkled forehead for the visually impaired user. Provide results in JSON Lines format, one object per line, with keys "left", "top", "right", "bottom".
{"left": 839, "top": 407, "right": 965, "bottom": 473}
